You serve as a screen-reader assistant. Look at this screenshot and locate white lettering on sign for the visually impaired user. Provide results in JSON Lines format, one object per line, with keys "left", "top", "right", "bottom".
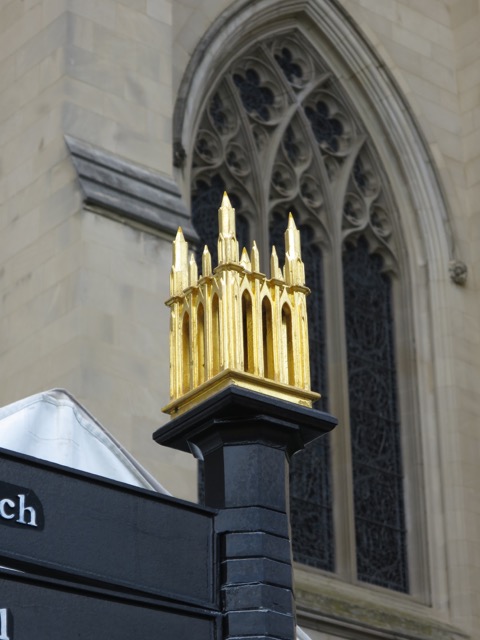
{"left": 0, "top": 608, "right": 10, "bottom": 640}
{"left": 0, "top": 500, "right": 15, "bottom": 520}
{"left": 0, "top": 494, "right": 37, "bottom": 527}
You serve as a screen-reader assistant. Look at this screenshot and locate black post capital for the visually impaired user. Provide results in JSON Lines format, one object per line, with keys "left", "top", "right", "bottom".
{"left": 154, "top": 387, "right": 337, "bottom": 640}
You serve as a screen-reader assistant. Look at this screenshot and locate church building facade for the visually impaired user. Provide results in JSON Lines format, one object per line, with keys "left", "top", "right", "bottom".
{"left": 0, "top": 1, "right": 479, "bottom": 638}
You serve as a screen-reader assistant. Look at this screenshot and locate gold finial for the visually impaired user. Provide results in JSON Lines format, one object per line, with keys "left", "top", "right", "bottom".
{"left": 163, "top": 197, "right": 319, "bottom": 417}
{"left": 251, "top": 242, "right": 260, "bottom": 272}
{"left": 170, "top": 227, "right": 189, "bottom": 297}
{"left": 270, "top": 246, "right": 283, "bottom": 281}
{"left": 286, "top": 213, "right": 301, "bottom": 258}
{"left": 240, "top": 247, "right": 251, "bottom": 271}
{"left": 284, "top": 213, "right": 305, "bottom": 286}
{"left": 202, "top": 246, "right": 212, "bottom": 277}
{"left": 188, "top": 252, "right": 198, "bottom": 287}
{"left": 218, "top": 192, "right": 239, "bottom": 265}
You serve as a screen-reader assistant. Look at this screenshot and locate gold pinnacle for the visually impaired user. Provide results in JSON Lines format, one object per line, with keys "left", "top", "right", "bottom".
{"left": 170, "top": 227, "right": 189, "bottom": 297}
{"left": 218, "top": 192, "right": 239, "bottom": 264}
{"left": 240, "top": 247, "right": 251, "bottom": 271}
{"left": 202, "top": 246, "right": 212, "bottom": 277}
{"left": 163, "top": 195, "right": 319, "bottom": 417}
{"left": 251, "top": 241, "right": 260, "bottom": 272}
{"left": 284, "top": 213, "right": 305, "bottom": 286}
{"left": 188, "top": 252, "right": 198, "bottom": 287}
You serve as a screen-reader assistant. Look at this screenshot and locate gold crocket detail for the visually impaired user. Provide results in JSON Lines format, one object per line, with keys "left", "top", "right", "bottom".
{"left": 163, "top": 193, "right": 320, "bottom": 417}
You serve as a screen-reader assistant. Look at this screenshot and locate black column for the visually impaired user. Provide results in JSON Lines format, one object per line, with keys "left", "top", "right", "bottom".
{"left": 154, "top": 387, "right": 337, "bottom": 640}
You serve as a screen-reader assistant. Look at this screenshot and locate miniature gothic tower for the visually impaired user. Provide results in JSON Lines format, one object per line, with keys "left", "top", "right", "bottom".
{"left": 162, "top": 193, "right": 320, "bottom": 417}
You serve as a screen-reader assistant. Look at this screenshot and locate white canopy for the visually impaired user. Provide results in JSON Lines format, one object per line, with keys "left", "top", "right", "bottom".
{"left": 0, "top": 388, "right": 168, "bottom": 493}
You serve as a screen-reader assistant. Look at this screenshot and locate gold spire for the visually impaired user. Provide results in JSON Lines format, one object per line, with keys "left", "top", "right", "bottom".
{"left": 202, "top": 245, "right": 212, "bottom": 277}
{"left": 188, "top": 252, "right": 198, "bottom": 287}
{"left": 270, "top": 246, "right": 283, "bottom": 281}
{"left": 170, "top": 227, "right": 189, "bottom": 297}
{"left": 286, "top": 213, "right": 300, "bottom": 253}
{"left": 251, "top": 241, "right": 260, "bottom": 272}
{"left": 163, "top": 195, "right": 319, "bottom": 417}
{"left": 240, "top": 247, "right": 251, "bottom": 271}
{"left": 284, "top": 213, "right": 305, "bottom": 286}
{"left": 218, "top": 192, "right": 239, "bottom": 264}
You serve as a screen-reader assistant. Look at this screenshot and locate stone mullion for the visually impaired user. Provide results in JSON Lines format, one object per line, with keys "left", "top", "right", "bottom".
{"left": 322, "top": 243, "right": 357, "bottom": 582}
{"left": 223, "top": 77, "right": 264, "bottom": 227}
{"left": 224, "top": 69, "right": 285, "bottom": 262}
{"left": 259, "top": 42, "right": 302, "bottom": 207}
{"left": 330, "top": 175, "right": 357, "bottom": 579}
{"left": 295, "top": 102, "right": 337, "bottom": 233}
{"left": 261, "top": 71, "right": 332, "bottom": 171}
{"left": 309, "top": 115, "right": 366, "bottom": 584}
{"left": 332, "top": 135, "right": 367, "bottom": 224}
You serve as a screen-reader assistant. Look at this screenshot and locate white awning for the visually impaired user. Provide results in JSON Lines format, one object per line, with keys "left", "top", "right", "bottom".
{"left": 0, "top": 388, "right": 168, "bottom": 493}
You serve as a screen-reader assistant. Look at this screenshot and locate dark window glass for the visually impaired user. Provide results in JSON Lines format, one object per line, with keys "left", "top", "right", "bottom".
{"left": 304, "top": 101, "right": 343, "bottom": 153}
{"left": 274, "top": 47, "right": 303, "bottom": 84}
{"left": 209, "top": 93, "right": 228, "bottom": 133}
{"left": 270, "top": 214, "right": 334, "bottom": 571}
{"left": 343, "top": 238, "right": 408, "bottom": 592}
{"left": 191, "top": 34, "right": 409, "bottom": 593}
{"left": 233, "top": 69, "right": 274, "bottom": 121}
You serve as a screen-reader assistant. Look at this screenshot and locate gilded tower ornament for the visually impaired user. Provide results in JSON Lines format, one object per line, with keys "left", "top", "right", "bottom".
{"left": 163, "top": 193, "right": 320, "bottom": 416}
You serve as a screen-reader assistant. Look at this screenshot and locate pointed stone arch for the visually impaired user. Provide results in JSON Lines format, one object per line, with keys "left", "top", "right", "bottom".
{"left": 173, "top": 0, "right": 457, "bottom": 620}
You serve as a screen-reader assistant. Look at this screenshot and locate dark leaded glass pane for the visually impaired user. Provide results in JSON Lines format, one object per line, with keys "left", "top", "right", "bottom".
{"left": 236, "top": 214, "right": 250, "bottom": 253}
{"left": 304, "top": 101, "right": 343, "bottom": 153}
{"left": 233, "top": 68, "right": 274, "bottom": 121}
{"left": 343, "top": 238, "right": 408, "bottom": 592}
{"left": 274, "top": 47, "right": 303, "bottom": 84}
{"left": 209, "top": 93, "right": 228, "bottom": 133}
{"left": 270, "top": 213, "right": 333, "bottom": 572}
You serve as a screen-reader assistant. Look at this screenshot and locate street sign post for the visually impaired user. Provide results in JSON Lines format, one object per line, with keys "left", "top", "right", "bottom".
{"left": 0, "top": 568, "right": 219, "bottom": 640}
{"left": 0, "top": 447, "right": 217, "bottom": 608}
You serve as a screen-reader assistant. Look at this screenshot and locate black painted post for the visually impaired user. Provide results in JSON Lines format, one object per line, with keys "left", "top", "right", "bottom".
{"left": 154, "top": 387, "right": 336, "bottom": 640}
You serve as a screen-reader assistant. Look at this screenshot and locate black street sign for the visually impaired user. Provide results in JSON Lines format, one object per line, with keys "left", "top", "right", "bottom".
{"left": 0, "top": 448, "right": 217, "bottom": 607}
{"left": 0, "top": 568, "right": 219, "bottom": 640}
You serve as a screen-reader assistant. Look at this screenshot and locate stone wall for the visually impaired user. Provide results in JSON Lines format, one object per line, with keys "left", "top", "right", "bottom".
{"left": 0, "top": 0, "right": 195, "bottom": 499}
{"left": 1, "top": 1, "right": 479, "bottom": 638}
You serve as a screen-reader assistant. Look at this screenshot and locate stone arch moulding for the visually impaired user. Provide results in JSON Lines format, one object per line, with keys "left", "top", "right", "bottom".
{"left": 172, "top": 0, "right": 463, "bottom": 624}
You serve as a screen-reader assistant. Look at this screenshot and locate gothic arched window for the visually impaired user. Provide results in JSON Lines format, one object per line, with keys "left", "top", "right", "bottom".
{"left": 190, "top": 33, "right": 410, "bottom": 594}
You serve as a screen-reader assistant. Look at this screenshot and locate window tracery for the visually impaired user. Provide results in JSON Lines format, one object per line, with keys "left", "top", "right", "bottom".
{"left": 190, "top": 32, "right": 408, "bottom": 593}
{"left": 343, "top": 239, "right": 407, "bottom": 593}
